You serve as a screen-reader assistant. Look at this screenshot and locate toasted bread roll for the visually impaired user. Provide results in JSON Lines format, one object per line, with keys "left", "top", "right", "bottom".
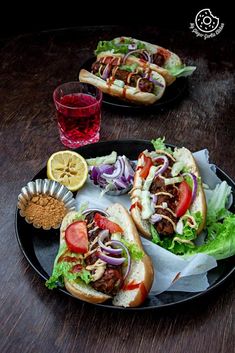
{"left": 79, "top": 68, "right": 166, "bottom": 105}
{"left": 106, "top": 203, "right": 153, "bottom": 307}
{"left": 97, "top": 52, "right": 176, "bottom": 86}
{"left": 130, "top": 147, "right": 207, "bottom": 239}
{"left": 48, "top": 204, "right": 154, "bottom": 307}
{"left": 112, "top": 37, "right": 182, "bottom": 68}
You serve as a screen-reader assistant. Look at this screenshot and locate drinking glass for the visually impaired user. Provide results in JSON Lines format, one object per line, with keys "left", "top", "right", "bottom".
{"left": 53, "top": 82, "right": 102, "bottom": 148}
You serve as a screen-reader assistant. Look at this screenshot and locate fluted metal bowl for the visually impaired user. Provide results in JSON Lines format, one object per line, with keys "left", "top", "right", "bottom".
{"left": 17, "top": 179, "right": 76, "bottom": 230}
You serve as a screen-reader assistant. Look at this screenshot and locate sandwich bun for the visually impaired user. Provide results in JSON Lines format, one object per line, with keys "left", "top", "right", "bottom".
{"left": 79, "top": 68, "right": 166, "bottom": 105}
{"left": 131, "top": 147, "right": 207, "bottom": 238}
{"left": 60, "top": 204, "right": 154, "bottom": 307}
{"left": 97, "top": 52, "right": 176, "bottom": 86}
{"left": 112, "top": 37, "right": 182, "bottom": 68}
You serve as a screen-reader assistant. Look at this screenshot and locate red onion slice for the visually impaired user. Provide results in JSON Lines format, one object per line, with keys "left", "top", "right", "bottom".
{"left": 111, "top": 240, "right": 131, "bottom": 281}
{"left": 101, "top": 64, "right": 111, "bottom": 80}
{"left": 122, "top": 155, "right": 135, "bottom": 179}
{"left": 97, "top": 251, "right": 125, "bottom": 266}
{"left": 114, "top": 177, "right": 129, "bottom": 189}
{"left": 143, "top": 50, "right": 151, "bottom": 63}
{"left": 150, "top": 194, "right": 158, "bottom": 204}
{"left": 150, "top": 214, "right": 162, "bottom": 224}
{"left": 128, "top": 43, "right": 137, "bottom": 50}
{"left": 98, "top": 230, "right": 123, "bottom": 255}
{"left": 103, "top": 159, "right": 123, "bottom": 179}
{"left": 149, "top": 77, "right": 165, "bottom": 88}
{"left": 154, "top": 155, "right": 169, "bottom": 176}
{"left": 183, "top": 173, "right": 198, "bottom": 202}
{"left": 123, "top": 49, "right": 150, "bottom": 64}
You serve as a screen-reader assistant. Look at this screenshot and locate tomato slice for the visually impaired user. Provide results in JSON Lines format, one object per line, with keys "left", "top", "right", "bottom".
{"left": 65, "top": 221, "right": 88, "bottom": 254}
{"left": 139, "top": 154, "right": 153, "bottom": 179}
{"left": 176, "top": 181, "right": 192, "bottom": 217}
{"left": 94, "top": 213, "right": 123, "bottom": 233}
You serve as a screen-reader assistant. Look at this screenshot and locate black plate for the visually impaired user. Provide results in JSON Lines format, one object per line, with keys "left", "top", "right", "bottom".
{"left": 79, "top": 58, "right": 188, "bottom": 110}
{"left": 15, "top": 140, "right": 235, "bottom": 311}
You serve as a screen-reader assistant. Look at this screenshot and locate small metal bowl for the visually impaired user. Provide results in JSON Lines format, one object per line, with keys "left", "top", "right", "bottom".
{"left": 17, "top": 179, "right": 76, "bottom": 230}
{"left": 82, "top": 208, "right": 109, "bottom": 217}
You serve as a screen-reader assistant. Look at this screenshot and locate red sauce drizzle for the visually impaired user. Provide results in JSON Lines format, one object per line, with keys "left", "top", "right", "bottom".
{"left": 70, "top": 264, "right": 83, "bottom": 273}
{"left": 158, "top": 47, "right": 171, "bottom": 60}
{"left": 122, "top": 281, "right": 148, "bottom": 301}
{"left": 130, "top": 202, "right": 142, "bottom": 211}
{"left": 102, "top": 56, "right": 113, "bottom": 65}
{"left": 58, "top": 255, "right": 78, "bottom": 263}
{"left": 122, "top": 280, "right": 141, "bottom": 290}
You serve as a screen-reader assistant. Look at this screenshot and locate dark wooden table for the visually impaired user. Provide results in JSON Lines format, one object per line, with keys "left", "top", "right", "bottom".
{"left": 0, "top": 25, "right": 234, "bottom": 353}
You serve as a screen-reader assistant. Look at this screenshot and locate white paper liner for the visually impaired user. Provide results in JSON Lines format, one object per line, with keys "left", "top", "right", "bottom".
{"left": 75, "top": 149, "right": 231, "bottom": 294}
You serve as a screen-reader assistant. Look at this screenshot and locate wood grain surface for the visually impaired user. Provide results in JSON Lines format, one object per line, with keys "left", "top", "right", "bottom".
{"left": 0, "top": 25, "right": 234, "bottom": 353}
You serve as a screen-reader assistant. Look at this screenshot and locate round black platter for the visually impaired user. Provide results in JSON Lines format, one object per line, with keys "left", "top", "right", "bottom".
{"left": 15, "top": 140, "right": 235, "bottom": 311}
{"left": 78, "top": 58, "right": 188, "bottom": 110}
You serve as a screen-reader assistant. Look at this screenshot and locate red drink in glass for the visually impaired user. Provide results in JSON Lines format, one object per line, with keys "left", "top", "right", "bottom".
{"left": 53, "top": 82, "right": 102, "bottom": 148}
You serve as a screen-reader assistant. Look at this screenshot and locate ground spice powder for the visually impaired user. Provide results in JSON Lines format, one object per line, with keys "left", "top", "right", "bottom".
{"left": 24, "top": 193, "right": 67, "bottom": 229}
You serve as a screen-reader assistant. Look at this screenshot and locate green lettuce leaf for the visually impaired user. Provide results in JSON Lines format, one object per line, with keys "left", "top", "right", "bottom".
{"left": 119, "top": 63, "right": 139, "bottom": 72}
{"left": 168, "top": 65, "right": 196, "bottom": 77}
{"left": 120, "top": 239, "right": 144, "bottom": 261}
{"left": 95, "top": 39, "right": 146, "bottom": 55}
{"left": 151, "top": 224, "right": 161, "bottom": 245}
{"left": 77, "top": 269, "right": 92, "bottom": 284}
{"left": 206, "top": 181, "right": 232, "bottom": 225}
{"left": 187, "top": 214, "right": 235, "bottom": 260}
{"left": 150, "top": 211, "right": 202, "bottom": 255}
{"left": 151, "top": 137, "right": 173, "bottom": 154}
{"left": 46, "top": 260, "right": 92, "bottom": 289}
{"left": 45, "top": 243, "right": 92, "bottom": 289}
{"left": 86, "top": 151, "right": 117, "bottom": 166}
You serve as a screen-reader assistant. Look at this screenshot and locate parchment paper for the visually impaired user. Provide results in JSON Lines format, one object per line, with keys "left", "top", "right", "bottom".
{"left": 75, "top": 149, "right": 228, "bottom": 294}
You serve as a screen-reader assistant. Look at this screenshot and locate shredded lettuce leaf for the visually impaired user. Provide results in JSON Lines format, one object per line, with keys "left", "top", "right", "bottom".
{"left": 95, "top": 39, "right": 146, "bottom": 55}
{"left": 46, "top": 259, "right": 92, "bottom": 289}
{"left": 45, "top": 240, "right": 92, "bottom": 290}
{"left": 184, "top": 174, "right": 193, "bottom": 189}
{"left": 120, "top": 239, "right": 144, "bottom": 261}
{"left": 151, "top": 137, "right": 173, "bottom": 154}
{"left": 168, "top": 65, "right": 196, "bottom": 77}
{"left": 79, "top": 269, "right": 92, "bottom": 284}
{"left": 151, "top": 224, "right": 161, "bottom": 245}
{"left": 171, "top": 161, "right": 185, "bottom": 177}
{"left": 119, "top": 63, "right": 139, "bottom": 72}
{"left": 150, "top": 211, "right": 202, "bottom": 255}
{"left": 73, "top": 205, "right": 87, "bottom": 221}
{"left": 86, "top": 151, "right": 117, "bottom": 166}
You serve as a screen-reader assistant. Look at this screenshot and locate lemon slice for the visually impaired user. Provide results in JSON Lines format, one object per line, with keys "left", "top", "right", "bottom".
{"left": 47, "top": 150, "right": 88, "bottom": 192}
